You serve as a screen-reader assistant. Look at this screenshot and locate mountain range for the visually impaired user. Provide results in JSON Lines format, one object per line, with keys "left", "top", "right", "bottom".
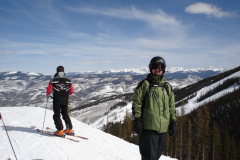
{"left": 0, "top": 66, "right": 225, "bottom": 109}
{"left": 67, "top": 66, "right": 225, "bottom": 75}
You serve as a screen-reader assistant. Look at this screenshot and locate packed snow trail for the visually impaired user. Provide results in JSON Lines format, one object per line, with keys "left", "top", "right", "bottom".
{"left": 0, "top": 107, "right": 177, "bottom": 160}
{"left": 176, "top": 71, "right": 240, "bottom": 114}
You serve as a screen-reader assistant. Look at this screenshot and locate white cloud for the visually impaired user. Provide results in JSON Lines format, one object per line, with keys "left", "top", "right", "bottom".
{"left": 16, "top": 60, "right": 36, "bottom": 63}
{"left": 185, "top": 2, "right": 232, "bottom": 18}
{"left": 140, "top": 55, "right": 149, "bottom": 58}
{"left": 119, "top": 56, "right": 125, "bottom": 59}
{"left": 2, "top": 50, "right": 15, "bottom": 54}
{"left": 67, "top": 6, "right": 180, "bottom": 28}
{"left": 47, "top": 51, "right": 61, "bottom": 54}
{"left": 75, "top": 61, "right": 94, "bottom": 65}
{"left": 100, "top": 60, "right": 112, "bottom": 63}
{"left": 57, "top": 62, "right": 66, "bottom": 64}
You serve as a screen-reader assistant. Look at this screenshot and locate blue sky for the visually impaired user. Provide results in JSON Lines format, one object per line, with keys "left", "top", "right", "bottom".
{"left": 0, "top": 0, "right": 239, "bottom": 74}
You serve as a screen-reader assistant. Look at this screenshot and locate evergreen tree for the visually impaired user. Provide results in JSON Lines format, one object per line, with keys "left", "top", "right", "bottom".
{"left": 212, "top": 122, "right": 222, "bottom": 160}
{"left": 193, "top": 107, "right": 203, "bottom": 159}
{"left": 237, "top": 145, "right": 240, "bottom": 160}
{"left": 222, "top": 124, "right": 230, "bottom": 160}
{"left": 123, "top": 108, "right": 132, "bottom": 142}
{"left": 202, "top": 104, "right": 210, "bottom": 160}
{"left": 179, "top": 100, "right": 187, "bottom": 160}
{"left": 118, "top": 120, "right": 123, "bottom": 138}
{"left": 175, "top": 110, "right": 181, "bottom": 159}
{"left": 187, "top": 118, "right": 193, "bottom": 160}
{"left": 168, "top": 130, "right": 176, "bottom": 158}
{"left": 230, "top": 136, "right": 237, "bottom": 160}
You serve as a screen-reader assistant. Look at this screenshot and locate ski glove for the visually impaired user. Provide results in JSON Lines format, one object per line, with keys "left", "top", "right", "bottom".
{"left": 168, "top": 120, "right": 177, "bottom": 137}
{"left": 133, "top": 118, "right": 142, "bottom": 135}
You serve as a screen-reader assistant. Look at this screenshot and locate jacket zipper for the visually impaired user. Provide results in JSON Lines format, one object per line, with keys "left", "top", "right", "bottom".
{"left": 153, "top": 87, "right": 162, "bottom": 132}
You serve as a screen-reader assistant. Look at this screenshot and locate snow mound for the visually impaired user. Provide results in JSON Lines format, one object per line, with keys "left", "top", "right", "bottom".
{"left": 0, "top": 107, "right": 176, "bottom": 160}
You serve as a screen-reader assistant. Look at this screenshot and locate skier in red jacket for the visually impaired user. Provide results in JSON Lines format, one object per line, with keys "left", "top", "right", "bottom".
{"left": 46, "top": 66, "right": 74, "bottom": 136}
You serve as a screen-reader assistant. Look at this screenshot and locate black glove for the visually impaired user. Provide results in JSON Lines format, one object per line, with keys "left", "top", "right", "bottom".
{"left": 168, "top": 120, "right": 177, "bottom": 137}
{"left": 133, "top": 118, "right": 142, "bottom": 135}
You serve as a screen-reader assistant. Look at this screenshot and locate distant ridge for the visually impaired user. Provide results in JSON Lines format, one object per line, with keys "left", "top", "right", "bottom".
{"left": 66, "top": 66, "right": 226, "bottom": 75}
{"left": 1, "top": 66, "right": 226, "bottom": 76}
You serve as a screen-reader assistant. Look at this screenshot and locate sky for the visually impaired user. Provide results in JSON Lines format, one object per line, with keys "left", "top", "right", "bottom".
{"left": 0, "top": 0, "right": 239, "bottom": 74}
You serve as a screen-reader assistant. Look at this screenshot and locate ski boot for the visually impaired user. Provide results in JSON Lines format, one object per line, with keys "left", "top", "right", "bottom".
{"left": 64, "top": 129, "right": 74, "bottom": 135}
{"left": 54, "top": 130, "right": 65, "bottom": 137}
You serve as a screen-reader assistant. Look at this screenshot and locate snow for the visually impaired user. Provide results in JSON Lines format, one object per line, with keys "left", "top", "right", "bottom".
{"left": 91, "top": 102, "right": 133, "bottom": 129}
{"left": 166, "top": 67, "right": 225, "bottom": 73}
{"left": 4, "top": 71, "right": 18, "bottom": 75}
{"left": 176, "top": 71, "right": 240, "bottom": 114}
{"left": 0, "top": 107, "right": 177, "bottom": 160}
{"left": 27, "top": 72, "right": 40, "bottom": 76}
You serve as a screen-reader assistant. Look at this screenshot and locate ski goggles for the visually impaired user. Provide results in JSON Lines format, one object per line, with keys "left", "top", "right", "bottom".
{"left": 151, "top": 64, "right": 164, "bottom": 70}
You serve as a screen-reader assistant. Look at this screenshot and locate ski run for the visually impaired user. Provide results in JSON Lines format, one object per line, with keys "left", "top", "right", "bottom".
{"left": 176, "top": 70, "right": 240, "bottom": 114}
{"left": 0, "top": 107, "right": 176, "bottom": 160}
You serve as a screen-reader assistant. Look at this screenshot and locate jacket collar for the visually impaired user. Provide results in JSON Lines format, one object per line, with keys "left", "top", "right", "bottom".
{"left": 54, "top": 72, "right": 65, "bottom": 77}
{"left": 146, "top": 73, "right": 165, "bottom": 85}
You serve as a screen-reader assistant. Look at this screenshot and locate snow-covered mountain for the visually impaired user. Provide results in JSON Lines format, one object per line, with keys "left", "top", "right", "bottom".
{"left": 67, "top": 66, "right": 225, "bottom": 75}
{"left": 0, "top": 66, "right": 225, "bottom": 108}
{"left": 0, "top": 107, "right": 176, "bottom": 160}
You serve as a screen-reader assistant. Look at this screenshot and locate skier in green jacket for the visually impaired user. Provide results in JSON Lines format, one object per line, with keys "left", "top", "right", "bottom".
{"left": 132, "top": 56, "right": 177, "bottom": 160}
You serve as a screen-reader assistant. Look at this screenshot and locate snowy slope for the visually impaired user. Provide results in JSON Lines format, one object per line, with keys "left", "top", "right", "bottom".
{"left": 176, "top": 71, "right": 240, "bottom": 114}
{"left": 0, "top": 107, "right": 176, "bottom": 160}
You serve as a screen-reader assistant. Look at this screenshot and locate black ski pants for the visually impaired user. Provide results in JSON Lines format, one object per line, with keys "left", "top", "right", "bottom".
{"left": 139, "top": 130, "right": 166, "bottom": 160}
{"left": 53, "top": 103, "right": 72, "bottom": 131}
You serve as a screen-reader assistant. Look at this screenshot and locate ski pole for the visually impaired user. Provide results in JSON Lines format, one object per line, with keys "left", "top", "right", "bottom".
{"left": 0, "top": 112, "right": 18, "bottom": 160}
{"left": 41, "top": 96, "right": 48, "bottom": 137}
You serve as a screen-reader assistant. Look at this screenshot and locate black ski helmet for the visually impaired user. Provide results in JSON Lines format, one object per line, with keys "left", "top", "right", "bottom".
{"left": 149, "top": 56, "right": 166, "bottom": 74}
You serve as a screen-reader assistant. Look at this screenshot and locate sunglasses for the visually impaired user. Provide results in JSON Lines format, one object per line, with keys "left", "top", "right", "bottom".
{"left": 152, "top": 64, "right": 164, "bottom": 70}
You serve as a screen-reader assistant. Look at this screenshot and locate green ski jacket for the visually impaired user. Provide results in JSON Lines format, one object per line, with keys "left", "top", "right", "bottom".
{"left": 132, "top": 73, "right": 176, "bottom": 133}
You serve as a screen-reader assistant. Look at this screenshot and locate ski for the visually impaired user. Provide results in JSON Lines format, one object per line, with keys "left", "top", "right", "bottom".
{"left": 46, "top": 127, "right": 88, "bottom": 140}
{"left": 37, "top": 129, "right": 80, "bottom": 142}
